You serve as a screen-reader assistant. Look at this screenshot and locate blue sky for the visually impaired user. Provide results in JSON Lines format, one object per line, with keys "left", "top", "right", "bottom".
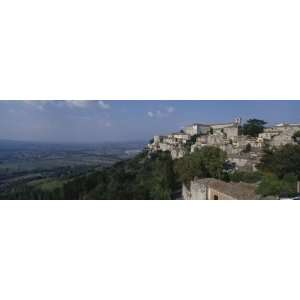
{"left": 0, "top": 100, "right": 299, "bottom": 143}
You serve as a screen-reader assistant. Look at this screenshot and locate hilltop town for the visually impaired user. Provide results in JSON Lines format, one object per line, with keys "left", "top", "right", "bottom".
{"left": 148, "top": 119, "right": 300, "bottom": 199}
{"left": 148, "top": 118, "right": 300, "bottom": 169}
{"left": 1, "top": 119, "right": 299, "bottom": 200}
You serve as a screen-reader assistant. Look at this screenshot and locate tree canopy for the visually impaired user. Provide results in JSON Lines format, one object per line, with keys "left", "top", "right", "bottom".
{"left": 257, "top": 144, "right": 300, "bottom": 179}
{"left": 174, "top": 146, "right": 227, "bottom": 184}
{"left": 256, "top": 173, "right": 297, "bottom": 198}
{"left": 242, "top": 119, "right": 267, "bottom": 137}
{"left": 292, "top": 130, "right": 300, "bottom": 143}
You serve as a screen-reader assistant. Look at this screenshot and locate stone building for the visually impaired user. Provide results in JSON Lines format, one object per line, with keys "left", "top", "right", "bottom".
{"left": 259, "top": 123, "right": 300, "bottom": 147}
{"left": 148, "top": 132, "right": 190, "bottom": 159}
{"left": 184, "top": 118, "right": 241, "bottom": 139}
{"left": 148, "top": 119, "right": 300, "bottom": 200}
{"left": 183, "top": 123, "right": 210, "bottom": 136}
{"left": 182, "top": 178, "right": 257, "bottom": 200}
{"left": 148, "top": 119, "right": 299, "bottom": 166}
{"left": 171, "top": 133, "right": 191, "bottom": 143}
{"left": 210, "top": 119, "right": 241, "bottom": 140}
{"left": 153, "top": 135, "right": 164, "bottom": 143}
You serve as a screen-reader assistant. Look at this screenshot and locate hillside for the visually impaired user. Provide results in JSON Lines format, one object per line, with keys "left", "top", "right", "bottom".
{"left": 0, "top": 145, "right": 230, "bottom": 199}
{"left": 0, "top": 151, "right": 177, "bottom": 200}
{"left": 1, "top": 143, "right": 300, "bottom": 200}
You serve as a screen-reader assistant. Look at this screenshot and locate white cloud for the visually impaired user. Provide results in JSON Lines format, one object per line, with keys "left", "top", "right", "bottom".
{"left": 23, "top": 100, "right": 48, "bottom": 111}
{"left": 98, "top": 101, "right": 110, "bottom": 109}
{"left": 147, "top": 106, "right": 175, "bottom": 118}
{"left": 65, "top": 100, "right": 90, "bottom": 108}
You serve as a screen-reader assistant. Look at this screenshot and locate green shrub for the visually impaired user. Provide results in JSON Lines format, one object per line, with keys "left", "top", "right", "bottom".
{"left": 229, "top": 171, "right": 263, "bottom": 183}
{"left": 292, "top": 131, "right": 300, "bottom": 143}
{"left": 242, "top": 119, "right": 267, "bottom": 137}
{"left": 258, "top": 144, "right": 300, "bottom": 179}
{"left": 174, "top": 146, "right": 227, "bottom": 184}
{"left": 256, "top": 173, "right": 297, "bottom": 197}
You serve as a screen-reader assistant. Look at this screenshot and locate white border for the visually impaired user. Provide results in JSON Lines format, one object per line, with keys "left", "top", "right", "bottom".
{"left": 1, "top": 200, "right": 300, "bottom": 300}
{"left": 0, "top": 0, "right": 299, "bottom": 100}
{"left": 1, "top": 1, "right": 300, "bottom": 299}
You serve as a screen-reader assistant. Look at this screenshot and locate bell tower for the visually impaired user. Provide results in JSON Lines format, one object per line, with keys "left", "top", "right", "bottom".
{"left": 234, "top": 117, "right": 242, "bottom": 125}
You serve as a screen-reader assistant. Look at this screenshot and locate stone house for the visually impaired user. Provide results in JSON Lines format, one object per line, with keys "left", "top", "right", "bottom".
{"left": 171, "top": 133, "right": 191, "bottom": 143}
{"left": 148, "top": 133, "right": 190, "bottom": 160}
{"left": 148, "top": 119, "right": 299, "bottom": 165}
{"left": 259, "top": 123, "right": 300, "bottom": 147}
{"left": 210, "top": 123, "right": 240, "bottom": 139}
{"left": 182, "top": 178, "right": 257, "bottom": 200}
{"left": 153, "top": 135, "right": 164, "bottom": 143}
{"left": 183, "top": 124, "right": 210, "bottom": 136}
{"left": 210, "top": 118, "right": 241, "bottom": 138}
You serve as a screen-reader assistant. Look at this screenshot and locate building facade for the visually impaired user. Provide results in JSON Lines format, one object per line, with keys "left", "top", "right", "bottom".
{"left": 182, "top": 178, "right": 257, "bottom": 200}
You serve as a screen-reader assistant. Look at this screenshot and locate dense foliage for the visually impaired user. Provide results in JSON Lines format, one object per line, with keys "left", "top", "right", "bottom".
{"left": 229, "top": 171, "right": 263, "bottom": 184}
{"left": 184, "top": 134, "right": 201, "bottom": 152}
{"left": 78, "top": 151, "right": 177, "bottom": 200}
{"left": 255, "top": 144, "right": 300, "bottom": 197}
{"left": 2, "top": 143, "right": 299, "bottom": 200}
{"left": 242, "top": 119, "right": 267, "bottom": 137}
{"left": 1, "top": 146, "right": 227, "bottom": 200}
{"left": 292, "top": 130, "right": 300, "bottom": 143}
{"left": 256, "top": 174, "right": 297, "bottom": 197}
{"left": 257, "top": 144, "right": 300, "bottom": 179}
{"left": 174, "top": 146, "right": 227, "bottom": 184}
{"left": 0, "top": 180, "right": 65, "bottom": 200}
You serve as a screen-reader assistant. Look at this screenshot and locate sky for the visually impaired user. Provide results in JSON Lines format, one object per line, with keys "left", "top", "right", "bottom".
{"left": 0, "top": 100, "right": 299, "bottom": 143}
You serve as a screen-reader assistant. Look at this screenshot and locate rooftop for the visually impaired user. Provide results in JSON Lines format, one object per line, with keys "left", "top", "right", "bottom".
{"left": 191, "top": 123, "right": 211, "bottom": 127}
{"left": 194, "top": 178, "right": 257, "bottom": 199}
{"left": 275, "top": 123, "right": 300, "bottom": 127}
{"left": 186, "top": 121, "right": 239, "bottom": 127}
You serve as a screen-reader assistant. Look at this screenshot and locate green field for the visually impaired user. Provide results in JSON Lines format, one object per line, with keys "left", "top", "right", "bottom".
{"left": 28, "top": 178, "right": 67, "bottom": 191}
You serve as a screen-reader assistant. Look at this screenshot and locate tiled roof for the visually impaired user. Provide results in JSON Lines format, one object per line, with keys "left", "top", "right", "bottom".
{"left": 195, "top": 178, "right": 257, "bottom": 200}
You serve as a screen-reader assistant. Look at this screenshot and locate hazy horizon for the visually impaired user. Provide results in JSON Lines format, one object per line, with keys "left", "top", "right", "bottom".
{"left": 0, "top": 100, "right": 299, "bottom": 143}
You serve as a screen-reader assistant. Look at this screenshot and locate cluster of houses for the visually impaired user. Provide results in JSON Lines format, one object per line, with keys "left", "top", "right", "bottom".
{"left": 148, "top": 119, "right": 300, "bottom": 199}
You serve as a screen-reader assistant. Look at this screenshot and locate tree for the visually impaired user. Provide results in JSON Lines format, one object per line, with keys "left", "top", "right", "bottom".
{"left": 257, "top": 144, "right": 300, "bottom": 179}
{"left": 81, "top": 150, "right": 176, "bottom": 200}
{"left": 174, "top": 146, "right": 227, "bottom": 184}
{"left": 292, "top": 131, "right": 300, "bottom": 143}
{"left": 243, "top": 143, "right": 251, "bottom": 153}
{"left": 242, "top": 119, "right": 267, "bottom": 137}
{"left": 256, "top": 173, "right": 297, "bottom": 198}
{"left": 229, "top": 171, "right": 263, "bottom": 183}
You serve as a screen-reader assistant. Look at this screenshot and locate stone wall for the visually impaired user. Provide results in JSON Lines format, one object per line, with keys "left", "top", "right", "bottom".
{"left": 207, "top": 134, "right": 225, "bottom": 145}
{"left": 182, "top": 181, "right": 207, "bottom": 200}
{"left": 149, "top": 122, "right": 300, "bottom": 164}
{"left": 183, "top": 178, "right": 257, "bottom": 200}
{"left": 211, "top": 122, "right": 236, "bottom": 130}
{"left": 154, "top": 135, "right": 163, "bottom": 143}
{"left": 184, "top": 124, "right": 210, "bottom": 136}
{"left": 182, "top": 183, "right": 191, "bottom": 200}
{"left": 223, "top": 126, "right": 239, "bottom": 139}
{"left": 259, "top": 124, "right": 300, "bottom": 147}
{"left": 170, "top": 147, "right": 186, "bottom": 159}
{"left": 207, "top": 188, "right": 235, "bottom": 200}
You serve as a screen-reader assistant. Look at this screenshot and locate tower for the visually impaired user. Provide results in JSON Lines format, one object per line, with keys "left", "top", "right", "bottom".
{"left": 234, "top": 117, "right": 241, "bottom": 125}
